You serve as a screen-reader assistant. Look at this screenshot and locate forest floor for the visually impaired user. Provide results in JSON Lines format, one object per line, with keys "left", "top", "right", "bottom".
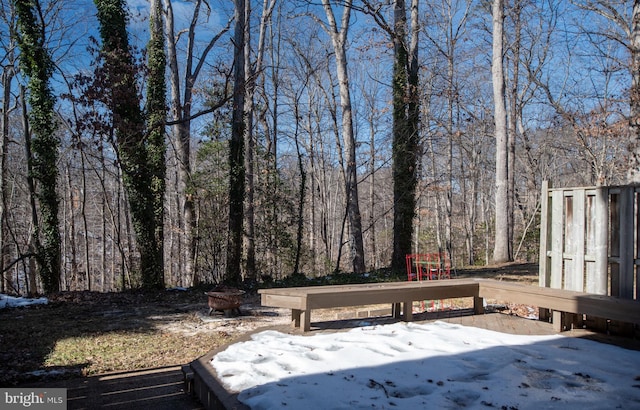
{"left": 0, "top": 262, "right": 538, "bottom": 387}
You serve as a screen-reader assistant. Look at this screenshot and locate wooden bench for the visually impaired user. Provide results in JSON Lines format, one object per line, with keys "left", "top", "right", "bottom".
{"left": 259, "top": 279, "right": 483, "bottom": 332}
{"left": 259, "top": 278, "right": 640, "bottom": 332}
{"left": 477, "top": 279, "right": 640, "bottom": 332}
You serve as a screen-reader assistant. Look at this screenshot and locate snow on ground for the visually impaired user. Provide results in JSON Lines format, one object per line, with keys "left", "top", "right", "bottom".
{"left": 212, "top": 321, "right": 640, "bottom": 409}
{"left": 0, "top": 293, "right": 48, "bottom": 308}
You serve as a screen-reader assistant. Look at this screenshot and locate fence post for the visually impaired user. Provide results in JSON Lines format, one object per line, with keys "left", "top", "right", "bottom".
{"left": 619, "top": 187, "right": 635, "bottom": 299}
{"left": 591, "top": 186, "right": 608, "bottom": 295}
{"left": 550, "top": 189, "right": 564, "bottom": 289}
{"left": 538, "top": 180, "right": 551, "bottom": 288}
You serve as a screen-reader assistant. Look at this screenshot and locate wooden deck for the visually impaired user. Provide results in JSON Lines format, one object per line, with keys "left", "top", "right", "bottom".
{"left": 186, "top": 311, "right": 640, "bottom": 410}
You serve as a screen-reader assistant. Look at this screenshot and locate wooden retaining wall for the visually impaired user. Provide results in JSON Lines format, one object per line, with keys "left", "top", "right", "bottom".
{"left": 538, "top": 180, "right": 639, "bottom": 301}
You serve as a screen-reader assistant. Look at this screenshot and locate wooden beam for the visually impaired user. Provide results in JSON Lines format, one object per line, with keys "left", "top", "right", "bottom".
{"left": 539, "top": 180, "right": 551, "bottom": 288}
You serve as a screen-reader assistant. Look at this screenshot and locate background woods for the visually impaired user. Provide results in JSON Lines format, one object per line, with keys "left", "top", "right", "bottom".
{"left": 0, "top": 0, "right": 636, "bottom": 294}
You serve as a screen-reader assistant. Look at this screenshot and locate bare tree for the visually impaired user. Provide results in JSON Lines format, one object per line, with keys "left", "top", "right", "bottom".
{"left": 571, "top": 1, "right": 640, "bottom": 183}
{"left": 244, "top": 0, "right": 277, "bottom": 282}
{"left": 315, "top": 0, "right": 366, "bottom": 273}
{"left": 492, "top": 0, "right": 510, "bottom": 263}
{"left": 164, "top": 0, "right": 231, "bottom": 285}
{"left": 227, "top": 0, "right": 247, "bottom": 284}
{"left": 0, "top": 0, "right": 17, "bottom": 293}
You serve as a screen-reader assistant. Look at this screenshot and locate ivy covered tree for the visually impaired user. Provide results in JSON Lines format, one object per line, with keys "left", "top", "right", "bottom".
{"left": 93, "top": 0, "right": 164, "bottom": 289}
{"left": 14, "top": 0, "right": 61, "bottom": 293}
{"left": 226, "top": 0, "right": 246, "bottom": 285}
{"left": 390, "top": 0, "right": 420, "bottom": 272}
{"left": 146, "top": 0, "right": 167, "bottom": 285}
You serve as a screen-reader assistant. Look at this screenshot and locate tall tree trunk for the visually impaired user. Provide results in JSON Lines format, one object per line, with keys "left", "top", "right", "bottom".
{"left": 368, "top": 106, "right": 378, "bottom": 270}
{"left": 244, "top": 0, "right": 277, "bottom": 283}
{"left": 165, "top": 0, "right": 231, "bottom": 285}
{"left": 21, "top": 86, "right": 39, "bottom": 295}
{"left": 65, "top": 164, "right": 79, "bottom": 288}
{"left": 629, "top": 1, "right": 640, "bottom": 182}
{"left": 492, "top": 0, "right": 510, "bottom": 263}
{"left": 100, "top": 149, "right": 107, "bottom": 290}
{"left": 94, "top": 0, "right": 162, "bottom": 289}
{"left": 227, "top": 0, "right": 247, "bottom": 285}
{"left": 15, "top": 0, "right": 61, "bottom": 293}
{"left": 165, "top": 0, "right": 196, "bottom": 286}
{"left": 391, "top": 0, "right": 419, "bottom": 272}
{"left": 243, "top": 1, "right": 256, "bottom": 282}
{"left": 321, "top": 0, "right": 365, "bottom": 273}
{"left": 80, "top": 150, "right": 91, "bottom": 290}
{"left": 0, "top": 53, "right": 14, "bottom": 293}
{"left": 147, "top": 0, "right": 166, "bottom": 286}
{"left": 292, "top": 99, "right": 305, "bottom": 276}
{"left": 507, "top": 0, "right": 522, "bottom": 260}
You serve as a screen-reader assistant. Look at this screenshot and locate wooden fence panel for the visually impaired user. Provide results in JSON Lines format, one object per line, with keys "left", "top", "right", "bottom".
{"left": 567, "top": 190, "right": 585, "bottom": 292}
{"left": 540, "top": 182, "right": 639, "bottom": 300}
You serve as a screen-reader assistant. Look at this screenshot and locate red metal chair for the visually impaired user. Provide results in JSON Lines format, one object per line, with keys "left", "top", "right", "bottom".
{"left": 405, "top": 254, "right": 421, "bottom": 281}
{"left": 438, "top": 252, "right": 452, "bottom": 279}
{"left": 421, "top": 253, "right": 440, "bottom": 280}
{"left": 406, "top": 253, "right": 451, "bottom": 281}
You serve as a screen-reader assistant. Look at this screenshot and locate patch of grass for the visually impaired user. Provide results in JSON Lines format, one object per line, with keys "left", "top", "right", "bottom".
{"left": 0, "top": 289, "right": 235, "bottom": 386}
{"left": 45, "top": 329, "right": 232, "bottom": 376}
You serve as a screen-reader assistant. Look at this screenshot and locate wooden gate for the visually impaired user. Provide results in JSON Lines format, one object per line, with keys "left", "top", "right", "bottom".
{"left": 538, "top": 180, "right": 639, "bottom": 300}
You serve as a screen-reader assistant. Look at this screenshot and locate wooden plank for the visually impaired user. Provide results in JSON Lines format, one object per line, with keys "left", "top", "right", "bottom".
{"left": 539, "top": 180, "right": 551, "bottom": 287}
{"left": 306, "top": 282, "right": 480, "bottom": 309}
{"left": 473, "top": 296, "right": 484, "bottom": 315}
{"left": 611, "top": 191, "right": 621, "bottom": 297}
{"left": 569, "top": 189, "right": 585, "bottom": 292}
{"left": 550, "top": 189, "right": 564, "bottom": 289}
{"left": 619, "top": 187, "right": 635, "bottom": 299}
{"left": 291, "top": 309, "right": 301, "bottom": 327}
{"left": 564, "top": 193, "right": 574, "bottom": 289}
{"left": 403, "top": 300, "right": 412, "bottom": 321}
{"left": 261, "top": 293, "right": 306, "bottom": 310}
{"left": 552, "top": 311, "right": 563, "bottom": 332}
{"left": 592, "top": 186, "right": 608, "bottom": 295}
{"left": 585, "top": 192, "right": 596, "bottom": 293}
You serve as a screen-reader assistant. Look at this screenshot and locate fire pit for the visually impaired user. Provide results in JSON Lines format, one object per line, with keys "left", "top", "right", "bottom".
{"left": 206, "top": 286, "right": 245, "bottom": 317}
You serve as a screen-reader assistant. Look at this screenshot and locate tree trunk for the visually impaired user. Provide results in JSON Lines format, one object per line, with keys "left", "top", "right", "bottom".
{"left": 15, "top": 0, "right": 61, "bottom": 293}
{"left": 245, "top": 0, "right": 277, "bottom": 282}
{"left": 146, "top": 0, "right": 167, "bottom": 287}
{"left": 165, "top": 0, "right": 194, "bottom": 285}
{"left": 0, "top": 54, "right": 14, "bottom": 293}
{"left": 94, "top": 0, "right": 162, "bottom": 289}
{"left": 391, "top": 0, "right": 419, "bottom": 272}
{"left": 507, "top": 0, "right": 522, "bottom": 260}
{"left": 492, "top": 0, "right": 510, "bottom": 263}
{"left": 243, "top": 4, "right": 256, "bottom": 281}
{"left": 165, "top": 0, "right": 231, "bottom": 285}
{"left": 321, "top": 0, "right": 365, "bottom": 273}
{"left": 226, "top": 0, "right": 247, "bottom": 285}
{"left": 65, "top": 164, "right": 79, "bottom": 289}
{"left": 629, "top": 1, "right": 640, "bottom": 182}
{"left": 21, "top": 86, "right": 39, "bottom": 295}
